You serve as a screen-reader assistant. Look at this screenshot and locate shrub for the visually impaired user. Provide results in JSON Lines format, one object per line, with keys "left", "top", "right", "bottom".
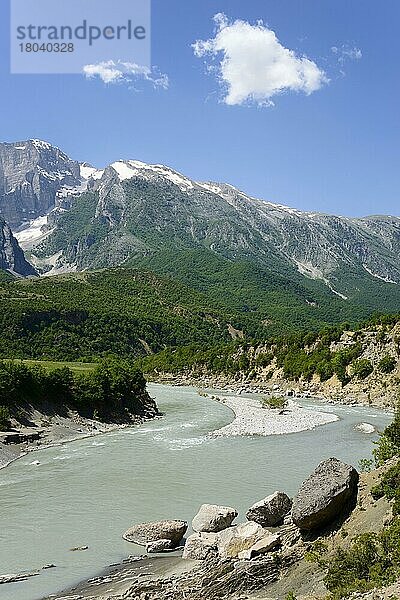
{"left": 371, "top": 460, "right": 400, "bottom": 515}
{"left": 358, "top": 458, "right": 374, "bottom": 473}
{"left": 378, "top": 355, "right": 397, "bottom": 374}
{"left": 255, "top": 352, "right": 273, "bottom": 367}
{"left": 305, "top": 539, "right": 328, "bottom": 563}
{"left": 261, "top": 395, "right": 288, "bottom": 410}
{"left": 351, "top": 359, "right": 373, "bottom": 380}
{"left": 373, "top": 402, "right": 400, "bottom": 465}
{"left": 0, "top": 406, "right": 11, "bottom": 430}
{"left": 323, "top": 518, "right": 400, "bottom": 599}
{"left": 316, "top": 359, "right": 335, "bottom": 382}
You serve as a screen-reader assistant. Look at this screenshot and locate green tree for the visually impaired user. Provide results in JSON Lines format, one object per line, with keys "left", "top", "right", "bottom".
{"left": 0, "top": 406, "right": 11, "bottom": 430}
{"left": 373, "top": 401, "right": 400, "bottom": 465}
{"left": 351, "top": 359, "right": 373, "bottom": 380}
{"left": 378, "top": 355, "right": 397, "bottom": 374}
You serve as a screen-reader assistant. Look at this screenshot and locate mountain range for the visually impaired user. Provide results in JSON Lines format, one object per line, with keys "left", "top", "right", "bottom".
{"left": 0, "top": 139, "right": 399, "bottom": 329}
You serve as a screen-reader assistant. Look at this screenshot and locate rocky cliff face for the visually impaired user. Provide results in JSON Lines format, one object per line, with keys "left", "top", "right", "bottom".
{"left": 189, "top": 318, "right": 400, "bottom": 408}
{"left": 0, "top": 218, "right": 36, "bottom": 276}
{"left": 0, "top": 140, "right": 82, "bottom": 228}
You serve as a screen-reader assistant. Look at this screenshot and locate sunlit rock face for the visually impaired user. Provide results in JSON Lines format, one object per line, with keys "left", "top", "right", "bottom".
{"left": 0, "top": 139, "right": 81, "bottom": 228}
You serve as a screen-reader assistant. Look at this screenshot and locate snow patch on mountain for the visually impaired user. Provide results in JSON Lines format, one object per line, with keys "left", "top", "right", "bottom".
{"left": 80, "top": 163, "right": 99, "bottom": 180}
{"left": 110, "top": 161, "right": 139, "bottom": 181}
{"left": 56, "top": 182, "right": 87, "bottom": 199}
{"left": 31, "top": 139, "right": 54, "bottom": 151}
{"left": 363, "top": 265, "right": 398, "bottom": 285}
{"left": 197, "top": 182, "right": 226, "bottom": 196}
{"left": 14, "top": 215, "right": 52, "bottom": 250}
{"left": 90, "top": 169, "right": 105, "bottom": 181}
{"left": 109, "top": 160, "right": 194, "bottom": 191}
{"left": 36, "top": 166, "right": 70, "bottom": 182}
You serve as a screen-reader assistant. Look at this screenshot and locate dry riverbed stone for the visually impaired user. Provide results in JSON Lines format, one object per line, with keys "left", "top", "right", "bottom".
{"left": 238, "top": 532, "right": 281, "bottom": 560}
{"left": 182, "top": 532, "right": 219, "bottom": 560}
{"left": 192, "top": 504, "right": 238, "bottom": 533}
{"left": 217, "top": 521, "right": 266, "bottom": 559}
{"left": 292, "top": 457, "right": 359, "bottom": 531}
{"left": 123, "top": 520, "right": 188, "bottom": 547}
{"left": 246, "top": 491, "right": 292, "bottom": 527}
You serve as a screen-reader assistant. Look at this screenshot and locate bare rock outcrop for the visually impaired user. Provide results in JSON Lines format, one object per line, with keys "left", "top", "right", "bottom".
{"left": 0, "top": 219, "right": 36, "bottom": 276}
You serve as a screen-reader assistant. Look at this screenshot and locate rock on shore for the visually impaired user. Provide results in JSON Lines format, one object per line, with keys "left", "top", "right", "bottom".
{"left": 182, "top": 532, "right": 219, "bottom": 560}
{"left": 146, "top": 539, "right": 175, "bottom": 553}
{"left": 246, "top": 491, "right": 292, "bottom": 527}
{"left": 292, "top": 457, "right": 359, "bottom": 530}
{"left": 123, "top": 520, "right": 188, "bottom": 547}
{"left": 217, "top": 521, "right": 270, "bottom": 559}
{"left": 192, "top": 504, "right": 238, "bottom": 533}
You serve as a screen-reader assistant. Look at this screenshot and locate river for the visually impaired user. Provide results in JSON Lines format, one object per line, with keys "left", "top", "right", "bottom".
{"left": 0, "top": 384, "right": 392, "bottom": 600}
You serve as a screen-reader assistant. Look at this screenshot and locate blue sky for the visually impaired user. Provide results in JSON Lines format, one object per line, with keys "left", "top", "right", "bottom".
{"left": 1, "top": 0, "right": 399, "bottom": 217}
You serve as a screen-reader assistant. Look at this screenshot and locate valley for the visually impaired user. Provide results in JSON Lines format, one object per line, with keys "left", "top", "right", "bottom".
{"left": 0, "top": 139, "right": 398, "bottom": 600}
{"left": 1, "top": 2, "right": 399, "bottom": 598}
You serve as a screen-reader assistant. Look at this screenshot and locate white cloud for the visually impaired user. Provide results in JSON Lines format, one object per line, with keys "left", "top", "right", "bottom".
{"left": 83, "top": 61, "right": 169, "bottom": 89}
{"left": 192, "top": 13, "right": 328, "bottom": 107}
{"left": 331, "top": 45, "right": 362, "bottom": 64}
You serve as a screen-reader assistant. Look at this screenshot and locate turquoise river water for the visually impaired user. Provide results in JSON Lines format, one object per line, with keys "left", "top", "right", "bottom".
{"left": 0, "top": 384, "right": 392, "bottom": 600}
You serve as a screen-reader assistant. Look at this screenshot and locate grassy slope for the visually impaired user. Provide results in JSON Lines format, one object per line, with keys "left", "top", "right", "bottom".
{"left": 0, "top": 268, "right": 238, "bottom": 360}
{"left": 7, "top": 359, "right": 96, "bottom": 373}
{"left": 132, "top": 248, "right": 374, "bottom": 329}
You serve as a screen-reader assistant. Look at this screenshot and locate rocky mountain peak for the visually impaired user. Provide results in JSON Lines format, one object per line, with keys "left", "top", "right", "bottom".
{"left": 0, "top": 218, "right": 37, "bottom": 276}
{"left": 0, "top": 139, "right": 81, "bottom": 228}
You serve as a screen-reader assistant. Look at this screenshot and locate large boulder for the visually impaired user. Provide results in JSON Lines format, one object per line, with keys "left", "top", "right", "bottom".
{"left": 238, "top": 532, "right": 281, "bottom": 560}
{"left": 246, "top": 491, "right": 292, "bottom": 527}
{"left": 217, "top": 521, "right": 265, "bottom": 559}
{"left": 192, "top": 504, "right": 238, "bottom": 533}
{"left": 292, "top": 458, "right": 359, "bottom": 531}
{"left": 182, "top": 532, "right": 219, "bottom": 560}
{"left": 123, "top": 520, "right": 188, "bottom": 547}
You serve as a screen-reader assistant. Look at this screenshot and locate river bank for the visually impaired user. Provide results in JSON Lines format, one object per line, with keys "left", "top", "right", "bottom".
{"left": 149, "top": 373, "right": 395, "bottom": 410}
{"left": 0, "top": 384, "right": 392, "bottom": 600}
{"left": 40, "top": 555, "right": 198, "bottom": 600}
{"left": 39, "top": 455, "right": 398, "bottom": 600}
{"left": 0, "top": 407, "right": 160, "bottom": 471}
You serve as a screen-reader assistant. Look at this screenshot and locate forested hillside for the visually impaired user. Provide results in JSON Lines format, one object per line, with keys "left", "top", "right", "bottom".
{"left": 0, "top": 359, "right": 157, "bottom": 429}
{"left": 0, "top": 261, "right": 386, "bottom": 361}
{"left": 138, "top": 314, "right": 400, "bottom": 407}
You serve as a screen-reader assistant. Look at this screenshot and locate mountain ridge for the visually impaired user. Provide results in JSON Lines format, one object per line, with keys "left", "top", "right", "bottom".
{"left": 0, "top": 139, "right": 398, "bottom": 317}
